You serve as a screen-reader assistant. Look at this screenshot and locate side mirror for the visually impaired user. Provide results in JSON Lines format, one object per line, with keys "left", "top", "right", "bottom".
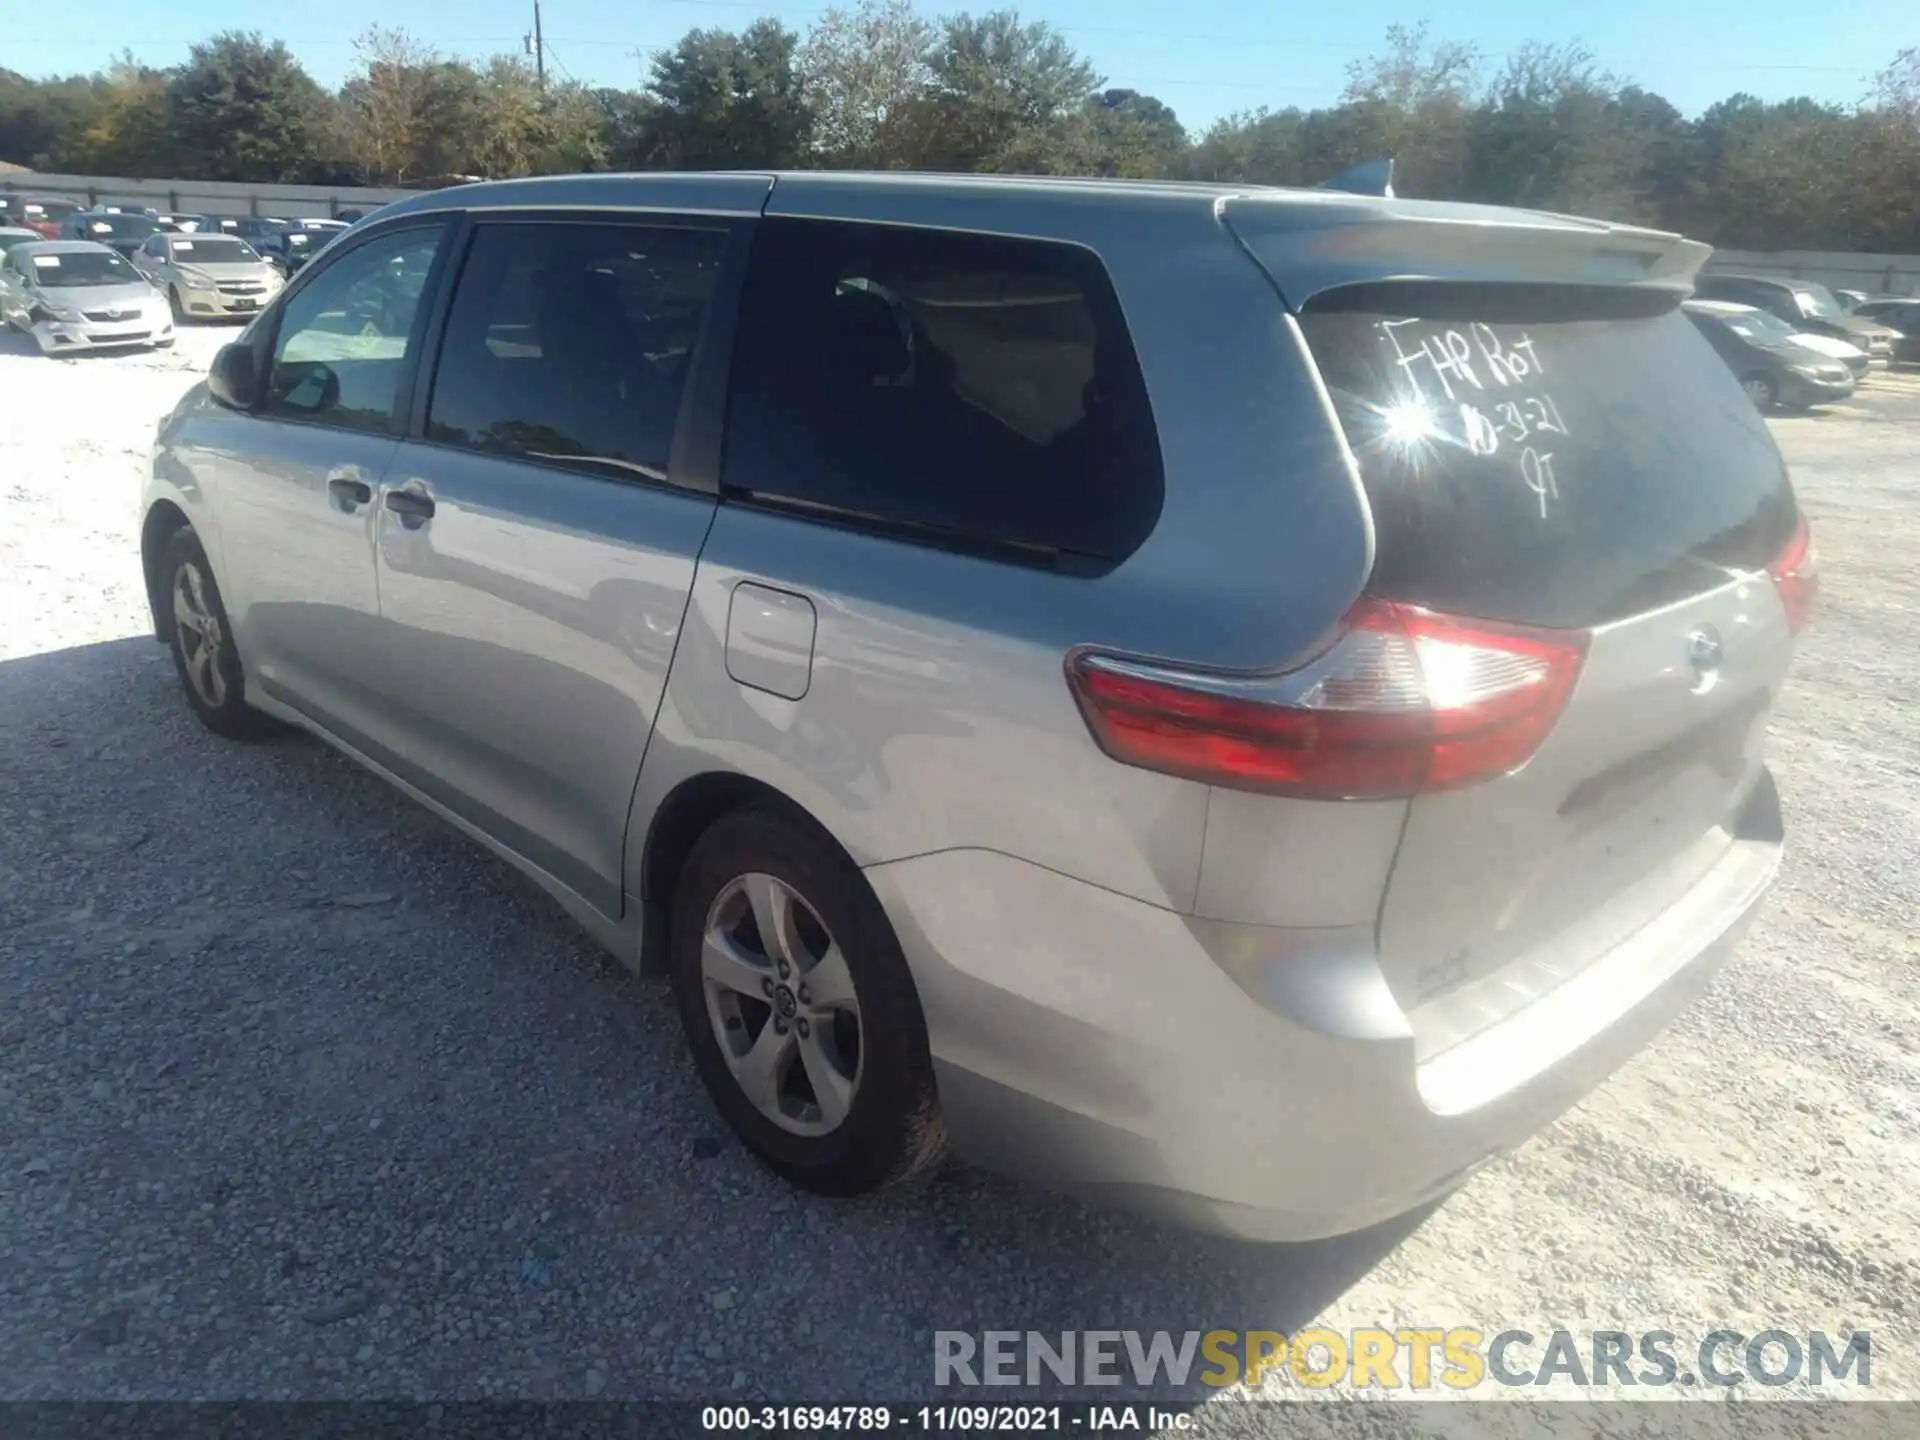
{"left": 208, "top": 342, "right": 261, "bottom": 410}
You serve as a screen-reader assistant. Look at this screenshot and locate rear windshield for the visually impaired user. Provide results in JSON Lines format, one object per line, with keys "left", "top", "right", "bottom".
{"left": 81, "top": 214, "right": 158, "bottom": 239}
{"left": 1300, "top": 286, "right": 1796, "bottom": 629}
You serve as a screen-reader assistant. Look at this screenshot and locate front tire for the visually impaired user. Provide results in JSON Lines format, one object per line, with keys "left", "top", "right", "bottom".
{"left": 1741, "top": 373, "right": 1779, "bottom": 410}
{"left": 168, "top": 286, "right": 188, "bottom": 325}
{"left": 670, "top": 807, "right": 946, "bottom": 1196}
{"left": 158, "top": 527, "right": 280, "bottom": 741}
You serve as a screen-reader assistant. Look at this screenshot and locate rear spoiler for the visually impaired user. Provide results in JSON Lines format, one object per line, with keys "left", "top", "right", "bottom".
{"left": 1221, "top": 192, "right": 1713, "bottom": 310}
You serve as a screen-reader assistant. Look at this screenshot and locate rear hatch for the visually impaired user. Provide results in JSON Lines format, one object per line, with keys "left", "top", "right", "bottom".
{"left": 1222, "top": 196, "right": 1806, "bottom": 1057}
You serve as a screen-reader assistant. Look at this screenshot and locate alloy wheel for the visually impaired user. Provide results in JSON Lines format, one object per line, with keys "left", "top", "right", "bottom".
{"left": 700, "top": 872, "right": 863, "bottom": 1136}
{"left": 172, "top": 561, "right": 227, "bottom": 709}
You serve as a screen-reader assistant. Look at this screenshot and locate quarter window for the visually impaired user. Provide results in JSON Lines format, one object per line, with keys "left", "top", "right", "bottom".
{"left": 425, "top": 221, "right": 726, "bottom": 484}
{"left": 721, "top": 217, "right": 1164, "bottom": 570}
{"left": 262, "top": 226, "right": 445, "bottom": 433}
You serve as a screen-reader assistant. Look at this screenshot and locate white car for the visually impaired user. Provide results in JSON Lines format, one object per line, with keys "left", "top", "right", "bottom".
{"left": 134, "top": 231, "right": 284, "bottom": 323}
{"left": 0, "top": 239, "right": 173, "bottom": 355}
{"left": 1785, "top": 329, "right": 1871, "bottom": 377}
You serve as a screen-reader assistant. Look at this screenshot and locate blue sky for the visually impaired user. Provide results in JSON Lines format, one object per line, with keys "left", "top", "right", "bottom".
{"left": 10, "top": 0, "right": 1910, "bottom": 132}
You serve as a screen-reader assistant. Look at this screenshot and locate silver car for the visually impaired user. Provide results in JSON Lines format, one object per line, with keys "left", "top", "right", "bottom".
{"left": 134, "top": 230, "right": 283, "bottom": 322}
{"left": 0, "top": 239, "right": 174, "bottom": 355}
{"left": 142, "top": 173, "right": 1811, "bottom": 1239}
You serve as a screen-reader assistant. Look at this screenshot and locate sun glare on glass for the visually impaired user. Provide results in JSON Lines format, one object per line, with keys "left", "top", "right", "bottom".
{"left": 1381, "top": 401, "right": 1435, "bottom": 447}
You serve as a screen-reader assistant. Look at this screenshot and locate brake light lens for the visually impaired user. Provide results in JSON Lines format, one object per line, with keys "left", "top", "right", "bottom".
{"left": 1066, "top": 600, "right": 1589, "bottom": 801}
{"left": 1767, "top": 513, "right": 1816, "bottom": 636}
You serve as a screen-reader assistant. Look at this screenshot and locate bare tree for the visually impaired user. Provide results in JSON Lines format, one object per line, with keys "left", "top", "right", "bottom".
{"left": 343, "top": 25, "right": 433, "bottom": 183}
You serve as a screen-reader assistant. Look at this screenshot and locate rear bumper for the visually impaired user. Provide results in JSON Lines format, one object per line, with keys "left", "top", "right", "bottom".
{"left": 868, "top": 776, "right": 1782, "bottom": 1241}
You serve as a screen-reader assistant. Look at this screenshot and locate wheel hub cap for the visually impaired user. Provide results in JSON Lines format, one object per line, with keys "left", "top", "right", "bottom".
{"left": 171, "top": 561, "right": 227, "bottom": 708}
{"left": 700, "top": 872, "right": 863, "bottom": 1137}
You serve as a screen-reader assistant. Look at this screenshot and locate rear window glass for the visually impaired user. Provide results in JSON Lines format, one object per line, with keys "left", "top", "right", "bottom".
{"left": 723, "top": 217, "right": 1163, "bottom": 572}
{"left": 1301, "top": 287, "right": 1796, "bottom": 629}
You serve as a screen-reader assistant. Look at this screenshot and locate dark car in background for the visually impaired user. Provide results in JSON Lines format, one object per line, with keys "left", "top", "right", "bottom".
{"left": 2, "top": 195, "right": 82, "bottom": 239}
{"left": 61, "top": 210, "right": 161, "bottom": 259}
{"left": 1695, "top": 273, "right": 1899, "bottom": 365}
{"left": 1850, "top": 299, "right": 1920, "bottom": 365}
{"left": 1684, "top": 299, "right": 1856, "bottom": 411}
{"left": 249, "top": 220, "right": 349, "bottom": 276}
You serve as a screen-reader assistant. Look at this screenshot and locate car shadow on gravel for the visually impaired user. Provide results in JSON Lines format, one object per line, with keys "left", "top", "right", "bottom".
{"left": 1, "top": 636, "right": 1432, "bottom": 1403}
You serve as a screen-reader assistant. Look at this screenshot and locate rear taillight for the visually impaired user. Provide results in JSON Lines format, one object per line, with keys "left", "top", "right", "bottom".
{"left": 1767, "top": 513, "right": 1817, "bottom": 636}
{"left": 1066, "top": 600, "right": 1588, "bottom": 801}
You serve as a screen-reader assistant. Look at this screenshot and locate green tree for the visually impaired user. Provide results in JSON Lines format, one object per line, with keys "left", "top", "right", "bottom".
{"left": 1845, "top": 50, "right": 1920, "bottom": 251}
{"left": 1083, "top": 89, "right": 1186, "bottom": 177}
{"left": 0, "top": 69, "right": 111, "bottom": 171}
{"left": 928, "top": 10, "right": 1100, "bottom": 128}
{"left": 1180, "top": 107, "right": 1311, "bottom": 185}
{"left": 644, "top": 19, "right": 813, "bottom": 169}
{"left": 167, "top": 31, "right": 334, "bottom": 181}
{"left": 798, "top": 0, "right": 934, "bottom": 165}
{"left": 1337, "top": 22, "right": 1479, "bottom": 197}
{"left": 61, "top": 56, "right": 177, "bottom": 176}
{"left": 870, "top": 10, "right": 1102, "bottom": 172}
{"left": 1688, "top": 95, "right": 1856, "bottom": 248}
{"left": 1466, "top": 42, "right": 1633, "bottom": 216}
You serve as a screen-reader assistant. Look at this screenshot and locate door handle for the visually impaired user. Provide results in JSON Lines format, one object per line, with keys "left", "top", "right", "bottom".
{"left": 384, "top": 489, "right": 436, "bottom": 521}
{"left": 327, "top": 474, "right": 373, "bottom": 509}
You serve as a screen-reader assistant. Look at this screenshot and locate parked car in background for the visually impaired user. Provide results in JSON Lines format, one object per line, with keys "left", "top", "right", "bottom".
{"left": 0, "top": 226, "right": 42, "bottom": 261}
{"left": 1, "top": 195, "right": 82, "bottom": 239}
{"left": 225, "top": 216, "right": 289, "bottom": 241}
{"left": 1849, "top": 299, "right": 1919, "bottom": 365}
{"left": 1786, "top": 330, "right": 1872, "bottom": 378}
{"left": 134, "top": 231, "right": 283, "bottom": 323}
{"left": 142, "top": 173, "right": 1810, "bottom": 1238}
{"left": 252, "top": 221, "right": 349, "bottom": 276}
{"left": 62, "top": 210, "right": 162, "bottom": 260}
{"left": 1683, "top": 300, "right": 1856, "bottom": 410}
{"left": 1832, "top": 289, "right": 1909, "bottom": 311}
{"left": 0, "top": 239, "right": 173, "bottom": 355}
{"left": 1694, "top": 273, "right": 1899, "bottom": 365}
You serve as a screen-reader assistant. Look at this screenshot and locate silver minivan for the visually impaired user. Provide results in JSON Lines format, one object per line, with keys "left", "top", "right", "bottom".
{"left": 142, "top": 173, "right": 1813, "bottom": 1239}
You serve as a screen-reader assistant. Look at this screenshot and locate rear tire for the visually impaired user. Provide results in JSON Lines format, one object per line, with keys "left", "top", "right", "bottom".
{"left": 669, "top": 806, "right": 946, "bottom": 1196}
{"left": 158, "top": 527, "right": 281, "bottom": 742}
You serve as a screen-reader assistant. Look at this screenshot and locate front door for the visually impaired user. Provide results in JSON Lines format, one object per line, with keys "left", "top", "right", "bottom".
{"left": 372, "top": 216, "right": 734, "bottom": 918}
{"left": 214, "top": 219, "right": 453, "bottom": 761}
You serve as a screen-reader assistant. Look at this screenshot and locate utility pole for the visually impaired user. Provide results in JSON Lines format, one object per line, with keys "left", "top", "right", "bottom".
{"left": 533, "top": 0, "right": 546, "bottom": 90}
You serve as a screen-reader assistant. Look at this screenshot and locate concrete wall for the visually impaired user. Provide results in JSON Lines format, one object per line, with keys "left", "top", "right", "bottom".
{"left": 1, "top": 172, "right": 416, "bottom": 220}
{"left": 1704, "top": 249, "right": 1920, "bottom": 298}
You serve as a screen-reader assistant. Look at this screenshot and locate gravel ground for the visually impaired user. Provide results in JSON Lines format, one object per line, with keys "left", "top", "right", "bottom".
{"left": 2, "top": 322, "right": 1917, "bottom": 1420}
